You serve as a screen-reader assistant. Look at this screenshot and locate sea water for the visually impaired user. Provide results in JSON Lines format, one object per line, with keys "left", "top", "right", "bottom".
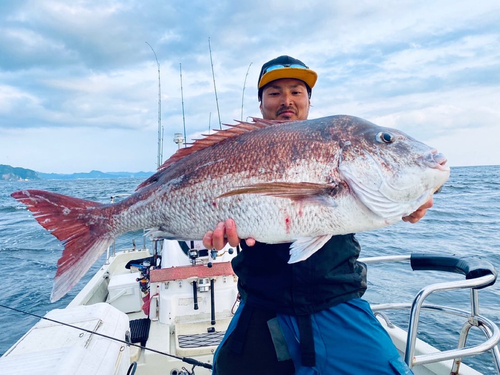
{"left": 0, "top": 166, "right": 499, "bottom": 373}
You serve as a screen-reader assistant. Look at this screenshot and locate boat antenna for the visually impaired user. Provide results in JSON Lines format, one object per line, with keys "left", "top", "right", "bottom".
{"left": 241, "top": 62, "right": 252, "bottom": 121}
{"left": 208, "top": 37, "right": 222, "bottom": 129}
{"left": 145, "top": 41, "right": 163, "bottom": 168}
{"left": 179, "top": 63, "right": 187, "bottom": 147}
{"left": 208, "top": 112, "right": 212, "bottom": 134}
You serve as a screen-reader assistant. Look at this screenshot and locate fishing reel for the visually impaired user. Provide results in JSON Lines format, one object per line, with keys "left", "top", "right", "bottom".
{"left": 127, "top": 260, "right": 152, "bottom": 294}
{"left": 170, "top": 366, "right": 195, "bottom": 375}
{"left": 185, "top": 241, "right": 234, "bottom": 266}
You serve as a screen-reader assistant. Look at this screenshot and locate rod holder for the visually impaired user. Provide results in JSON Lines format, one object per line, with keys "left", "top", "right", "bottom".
{"left": 210, "top": 278, "right": 215, "bottom": 325}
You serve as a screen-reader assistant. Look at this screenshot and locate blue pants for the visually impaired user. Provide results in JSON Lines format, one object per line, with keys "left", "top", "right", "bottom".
{"left": 213, "top": 299, "right": 412, "bottom": 374}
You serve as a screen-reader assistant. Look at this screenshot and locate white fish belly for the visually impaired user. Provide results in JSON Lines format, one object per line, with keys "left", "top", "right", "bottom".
{"left": 151, "top": 183, "right": 388, "bottom": 243}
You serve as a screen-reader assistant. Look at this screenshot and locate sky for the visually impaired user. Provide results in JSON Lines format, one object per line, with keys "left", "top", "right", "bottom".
{"left": 1, "top": 0, "right": 499, "bottom": 174}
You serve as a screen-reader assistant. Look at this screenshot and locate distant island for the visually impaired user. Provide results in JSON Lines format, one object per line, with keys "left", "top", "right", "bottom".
{"left": 0, "top": 165, "right": 39, "bottom": 181}
{"left": 0, "top": 164, "right": 154, "bottom": 181}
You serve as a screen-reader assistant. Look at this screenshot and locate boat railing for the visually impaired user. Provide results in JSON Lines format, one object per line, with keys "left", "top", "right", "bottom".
{"left": 361, "top": 253, "right": 500, "bottom": 373}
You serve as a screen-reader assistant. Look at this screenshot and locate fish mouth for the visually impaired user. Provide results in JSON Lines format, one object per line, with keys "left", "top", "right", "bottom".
{"left": 423, "top": 150, "right": 449, "bottom": 194}
{"left": 425, "top": 150, "right": 450, "bottom": 171}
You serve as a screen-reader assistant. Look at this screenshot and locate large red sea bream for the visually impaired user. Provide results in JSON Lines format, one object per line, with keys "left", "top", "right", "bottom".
{"left": 11, "top": 115, "right": 450, "bottom": 301}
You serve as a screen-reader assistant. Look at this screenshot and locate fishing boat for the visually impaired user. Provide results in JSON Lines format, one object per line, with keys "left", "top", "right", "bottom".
{"left": 1, "top": 229, "right": 499, "bottom": 374}
{"left": 1, "top": 67, "right": 498, "bottom": 373}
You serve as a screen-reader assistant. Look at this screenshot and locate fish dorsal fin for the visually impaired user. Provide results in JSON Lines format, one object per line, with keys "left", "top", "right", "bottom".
{"left": 158, "top": 117, "right": 289, "bottom": 172}
{"left": 136, "top": 118, "right": 285, "bottom": 191}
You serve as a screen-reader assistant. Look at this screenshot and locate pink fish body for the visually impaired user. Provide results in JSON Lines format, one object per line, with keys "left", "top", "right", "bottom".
{"left": 11, "top": 115, "right": 450, "bottom": 301}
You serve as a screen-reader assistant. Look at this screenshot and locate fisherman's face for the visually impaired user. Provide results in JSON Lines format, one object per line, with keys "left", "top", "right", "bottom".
{"left": 260, "top": 79, "right": 310, "bottom": 121}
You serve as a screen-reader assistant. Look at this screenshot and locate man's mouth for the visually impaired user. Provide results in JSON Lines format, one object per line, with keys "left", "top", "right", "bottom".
{"left": 277, "top": 108, "right": 296, "bottom": 117}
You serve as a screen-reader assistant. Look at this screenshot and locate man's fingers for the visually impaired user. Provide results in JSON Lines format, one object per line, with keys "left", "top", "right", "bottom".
{"left": 421, "top": 196, "right": 434, "bottom": 210}
{"left": 203, "top": 219, "right": 248, "bottom": 250}
{"left": 202, "top": 231, "right": 214, "bottom": 249}
{"left": 402, "top": 197, "right": 433, "bottom": 224}
{"left": 225, "top": 219, "right": 241, "bottom": 247}
{"left": 402, "top": 214, "right": 420, "bottom": 224}
{"left": 402, "top": 208, "right": 426, "bottom": 223}
{"left": 212, "top": 222, "right": 227, "bottom": 250}
{"left": 245, "top": 238, "right": 256, "bottom": 247}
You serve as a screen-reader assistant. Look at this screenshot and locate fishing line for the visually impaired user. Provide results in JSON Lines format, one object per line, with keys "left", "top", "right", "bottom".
{"left": 0, "top": 303, "right": 213, "bottom": 371}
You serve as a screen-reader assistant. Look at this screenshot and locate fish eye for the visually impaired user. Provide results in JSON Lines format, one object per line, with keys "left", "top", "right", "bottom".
{"left": 376, "top": 132, "right": 394, "bottom": 144}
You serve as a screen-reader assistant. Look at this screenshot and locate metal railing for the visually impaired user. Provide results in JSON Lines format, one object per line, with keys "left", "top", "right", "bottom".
{"left": 361, "top": 253, "right": 500, "bottom": 373}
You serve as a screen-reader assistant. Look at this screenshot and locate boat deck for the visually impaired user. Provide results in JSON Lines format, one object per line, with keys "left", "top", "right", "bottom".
{"left": 2, "top": 245, "right": 499, "bottom": 375}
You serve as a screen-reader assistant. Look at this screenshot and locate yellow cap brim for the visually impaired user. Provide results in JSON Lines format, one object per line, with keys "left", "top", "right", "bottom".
{"left": 258, "top": 67, "right": 318, "bottom": 89}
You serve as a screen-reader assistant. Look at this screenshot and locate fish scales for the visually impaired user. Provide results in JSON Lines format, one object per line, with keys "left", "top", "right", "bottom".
{"left": 123, "top": 120, "right": 347, "bottom": 239}
{"left": 159, "top": 121, "right": 336, "bottom": 187}
{"left": 11, "top": 115, "right": 450, "bottom": 301}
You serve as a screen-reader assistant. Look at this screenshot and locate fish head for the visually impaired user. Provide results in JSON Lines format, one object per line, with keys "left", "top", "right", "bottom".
{"left": 336, "top": 116, "right": 450, "bottom": 220}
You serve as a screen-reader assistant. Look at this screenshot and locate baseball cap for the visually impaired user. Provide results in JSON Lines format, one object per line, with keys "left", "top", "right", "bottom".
{"left": 257, "top": 55, "right": 318, "bottom": 94}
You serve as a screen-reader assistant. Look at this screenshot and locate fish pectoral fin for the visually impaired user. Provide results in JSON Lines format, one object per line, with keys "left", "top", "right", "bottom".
{"left": 288, "top": 235, "right": 333, "bottom": 263}
{"left": 219, "top": 182, "right": 340, "bottom": 205}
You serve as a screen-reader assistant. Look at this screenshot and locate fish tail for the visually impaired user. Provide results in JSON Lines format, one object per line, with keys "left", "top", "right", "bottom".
{"left": 11, "top": 189, "right": 115, "bottom": 302}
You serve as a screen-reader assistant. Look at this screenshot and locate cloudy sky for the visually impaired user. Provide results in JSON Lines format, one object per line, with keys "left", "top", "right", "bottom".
{"left": 1, "top": 0, "right": 499, "bottom": 173}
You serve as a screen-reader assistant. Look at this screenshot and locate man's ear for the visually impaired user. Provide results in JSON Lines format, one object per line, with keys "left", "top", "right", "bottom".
{"left": 259, "top": 102, "right": 263, "bottom": 116}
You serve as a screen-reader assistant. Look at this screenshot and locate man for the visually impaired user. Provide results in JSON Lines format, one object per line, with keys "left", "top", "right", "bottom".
{"left": 205, "top": 55, "right": 431, "bottom": 374}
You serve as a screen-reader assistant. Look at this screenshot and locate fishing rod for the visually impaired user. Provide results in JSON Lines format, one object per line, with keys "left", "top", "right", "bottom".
{"left": 145, "top": 41, "right": 164, "bottom": 168}
{"left": 0, "top": 303, "right": 212, "bottom": 373}
{"left": 241, "top": 62, "right": 252, "bottom": 121}
{"left": 180, "top": 63, "right": 187, "bottom": 147}
{"left": 208, "top": 37, "right": 222, "bottom": 130}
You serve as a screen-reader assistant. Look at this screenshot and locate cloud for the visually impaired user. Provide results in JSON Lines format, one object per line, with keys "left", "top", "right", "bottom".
{"left": 0, "top": 0, "right": 499, "bottom": 173}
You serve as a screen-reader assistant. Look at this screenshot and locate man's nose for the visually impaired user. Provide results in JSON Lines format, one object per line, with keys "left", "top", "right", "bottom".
{"left": 281, "top": 92, "right": 292, "bottom": 106}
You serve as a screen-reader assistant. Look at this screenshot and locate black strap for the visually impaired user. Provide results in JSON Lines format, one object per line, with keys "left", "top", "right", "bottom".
{"left": 297, "top": 315, "right": 316, "bottom": 367}
{"left": 267, "top": 317, "right": 292, "bottom": 361}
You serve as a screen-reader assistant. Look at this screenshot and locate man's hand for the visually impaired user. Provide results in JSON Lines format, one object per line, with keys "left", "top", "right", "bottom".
{"left": 402, "top": 197, "right": 433, "bottom": 224}
{"left": 202, "top": 218, "right": 256, "bottom": 250}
